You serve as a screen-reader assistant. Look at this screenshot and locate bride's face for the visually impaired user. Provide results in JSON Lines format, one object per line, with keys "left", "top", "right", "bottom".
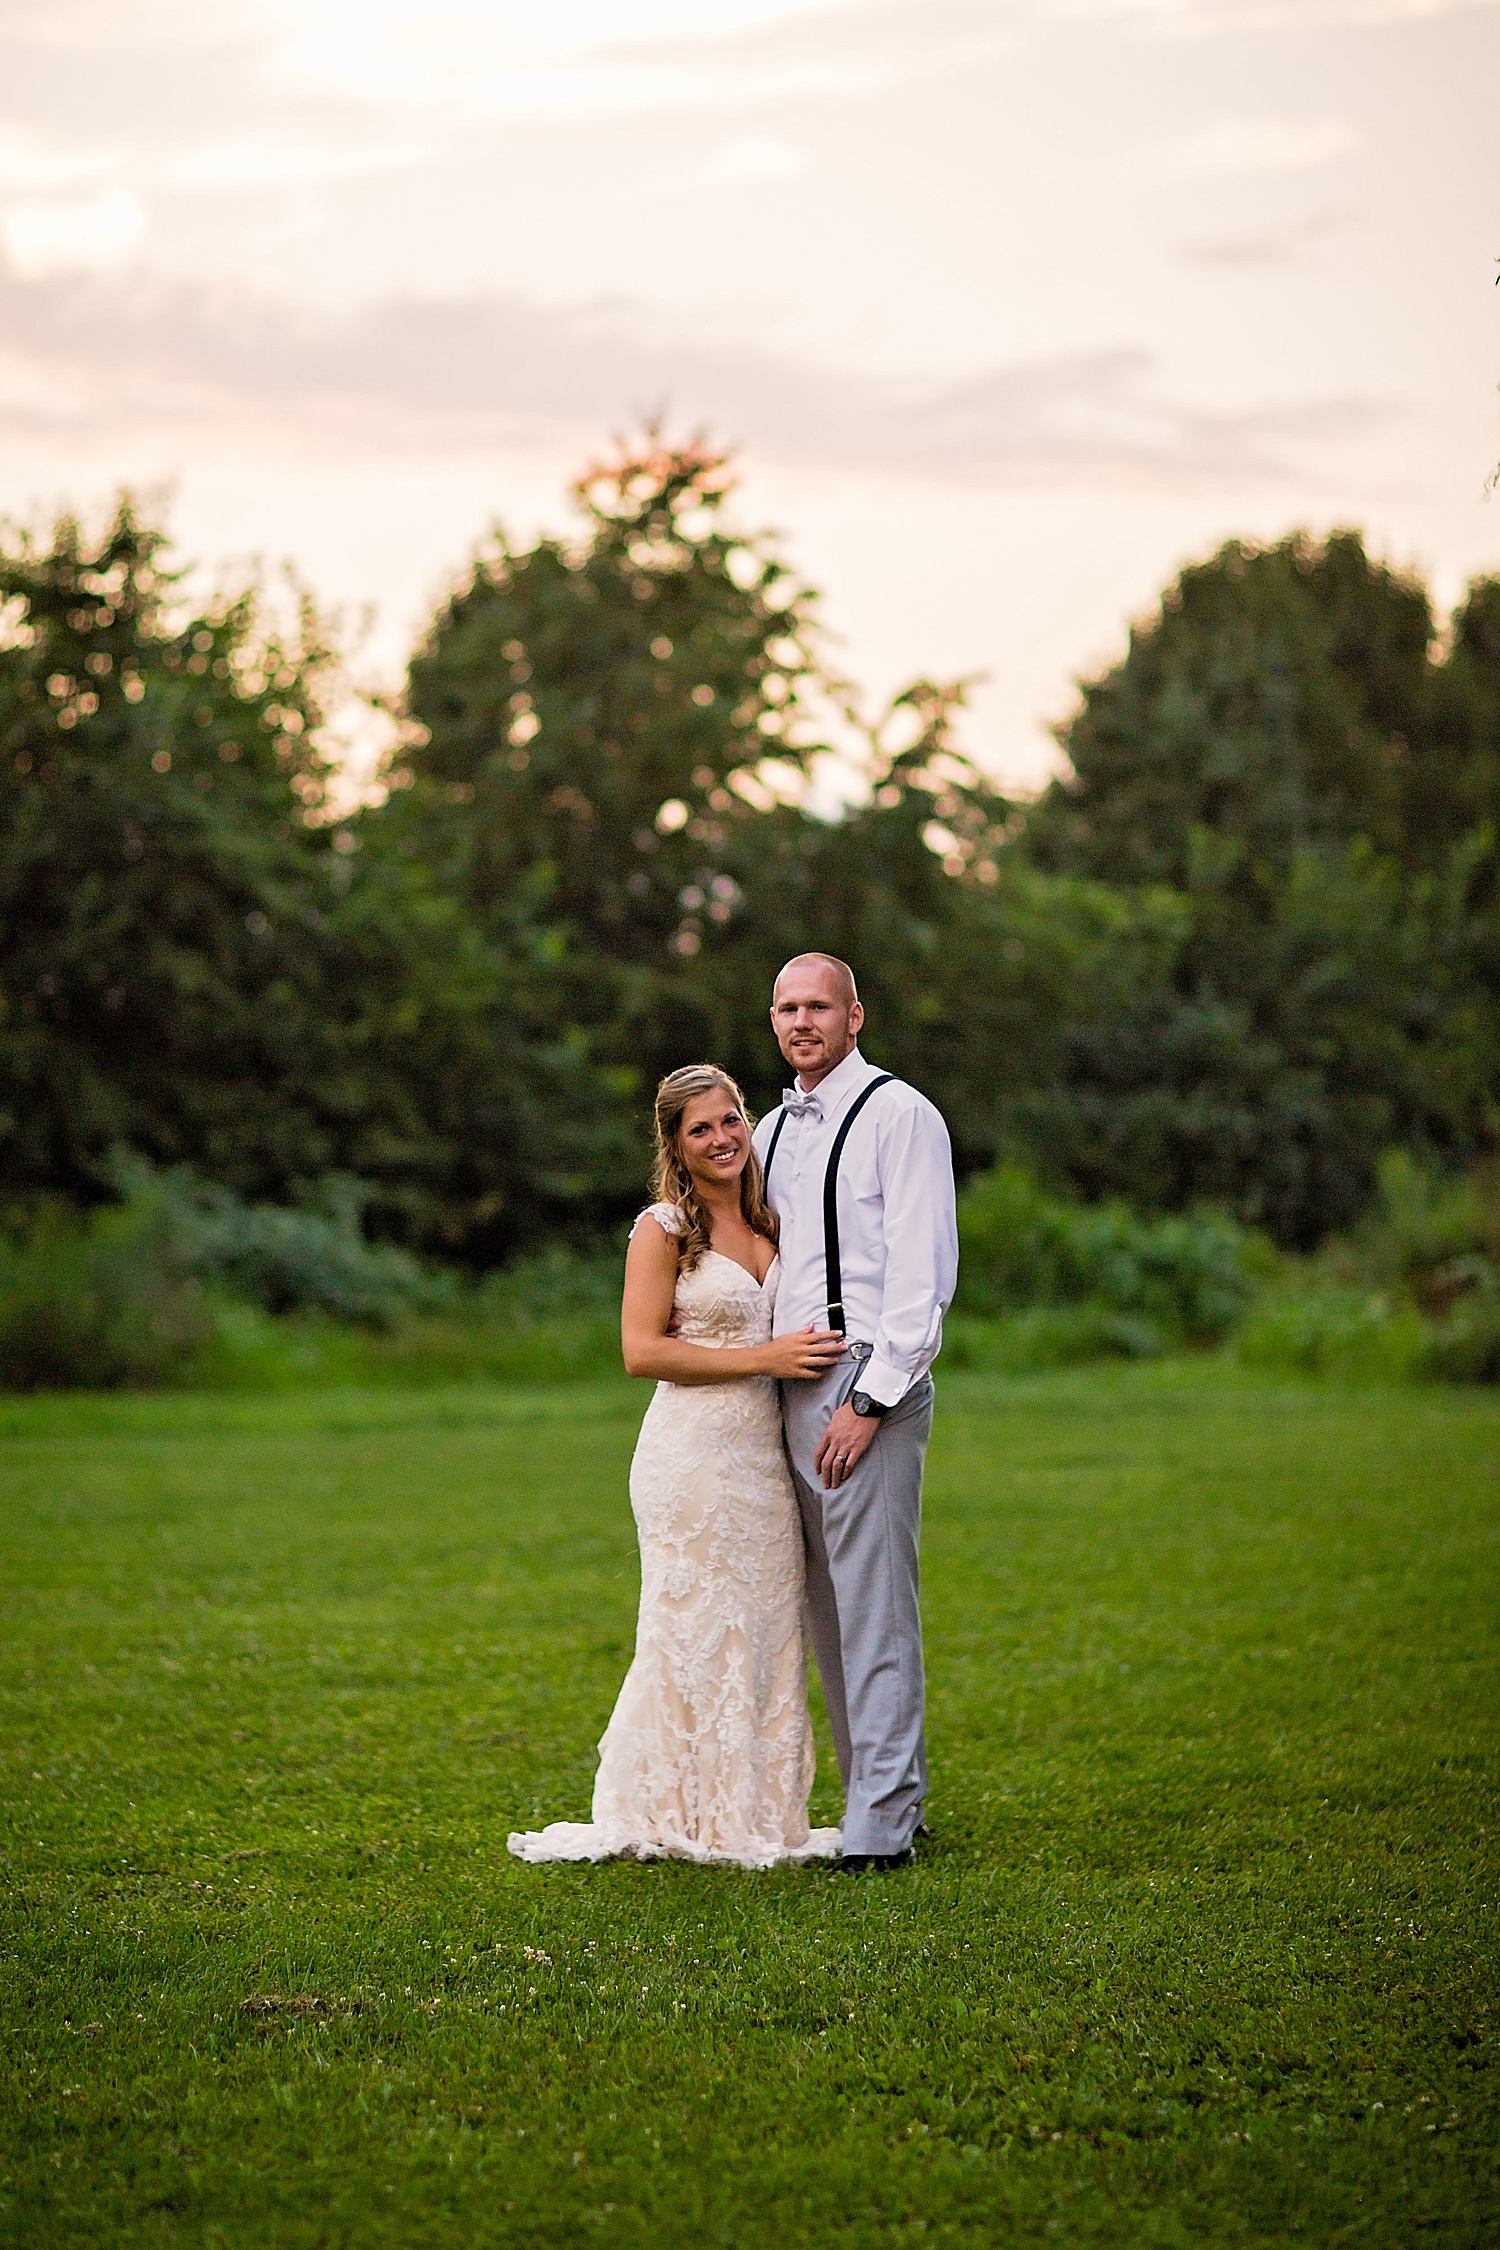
{"left": 677, "top": 1091, "right": 750, "bottom": 1194}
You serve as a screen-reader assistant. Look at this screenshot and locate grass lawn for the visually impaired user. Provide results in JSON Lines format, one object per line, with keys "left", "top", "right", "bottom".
{"left": 1, "top": 1360, "right": 1497, "bottom": 2247}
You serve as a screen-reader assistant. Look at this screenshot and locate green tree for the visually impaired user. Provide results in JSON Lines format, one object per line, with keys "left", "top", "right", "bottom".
{"left": 382, "top": 453, "right": 1080, "bottom": 1189}
{"left": 394, "top": 432, "right": 828, "bottom": 938}
{"left": 1022, "top": 531, "right": 1500, "bottom": 1242}
{"left": 646, "top": 679, "right": 1154, "bottom": 1178}
{"left": 0, "top": 498, "right": 349, "bottom": 1202}
{"left": 0, "top": 496, "right": 619, "bottom": 1259}
{"left": 379, "top": 433, "right": 842, "bottom": 1210}
{"left": 381, "top": 440, "right": 1208, "bottom": 1215}
{"left": 1029, "top": 530, "right": 1438, "bottom": 884}
{"left": 1428, "top": 575, "right": 1500, "bottom": 865}
{"left": 20, "top": 474, "right": 1489, "bottom": 1265}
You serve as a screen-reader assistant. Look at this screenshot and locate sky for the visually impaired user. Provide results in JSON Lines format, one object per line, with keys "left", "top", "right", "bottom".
{"left": 1, "top": 0, "right": 1497, "bottom": 794}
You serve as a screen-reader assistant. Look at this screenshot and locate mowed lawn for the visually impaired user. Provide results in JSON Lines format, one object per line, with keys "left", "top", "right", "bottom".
{"left": 1, "top": 1363, "right": 1496, "bottom": 2248}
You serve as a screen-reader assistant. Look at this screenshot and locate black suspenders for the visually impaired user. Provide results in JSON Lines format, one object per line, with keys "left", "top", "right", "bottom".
{"left": 763, "top": 1103, "right": 791, "bottom": 1180}
{"left": 763, "top": 1073, "right": 896, "bottom": 1336}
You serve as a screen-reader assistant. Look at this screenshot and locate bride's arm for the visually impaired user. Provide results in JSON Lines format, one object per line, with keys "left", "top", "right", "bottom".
{"left": 620, "top": 1219, "right": 846, "bottom": 1384}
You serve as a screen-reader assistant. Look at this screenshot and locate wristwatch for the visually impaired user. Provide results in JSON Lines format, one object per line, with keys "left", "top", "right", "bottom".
{"left": 849, "top": 1391, "right": 889, "bottom": 1419}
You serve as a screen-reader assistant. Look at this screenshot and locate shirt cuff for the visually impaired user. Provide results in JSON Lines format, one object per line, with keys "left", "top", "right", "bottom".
{"left": 857, "top": 1354, "right": 912, "bottom": 1409}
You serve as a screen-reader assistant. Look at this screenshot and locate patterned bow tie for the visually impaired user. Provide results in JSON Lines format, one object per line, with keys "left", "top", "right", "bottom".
{"left": 782, "top": 1088, "right": 823, "bottom": 1122}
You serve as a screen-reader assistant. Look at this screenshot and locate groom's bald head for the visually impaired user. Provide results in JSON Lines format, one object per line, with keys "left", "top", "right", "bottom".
{"left": 774, "top": 953, "right": 858, "bottom": 1007}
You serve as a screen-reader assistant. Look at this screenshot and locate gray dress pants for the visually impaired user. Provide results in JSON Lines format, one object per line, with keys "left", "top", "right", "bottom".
{"left": 781, "top": 1351, "right": 933, "bottom": 1856}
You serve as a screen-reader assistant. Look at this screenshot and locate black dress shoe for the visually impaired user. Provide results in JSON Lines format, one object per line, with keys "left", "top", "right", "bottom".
{"left": 835, "top": 1847, "right": 915, "bottom": 1875}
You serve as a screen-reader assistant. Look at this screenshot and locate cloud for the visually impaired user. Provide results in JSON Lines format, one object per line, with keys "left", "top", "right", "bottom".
{"left": 1, "top": 188, "right": 147, "bottom": 279}
{"left": 0, "top": 0, "right": 963, "bottom": 234}
{"left": 0, "top": 0, "right": 906, "bottom": 133}
{"left": 158, "top": 130, "right": 431, "bottom": 192}
{"left": 1181, "top": 207, "right": 1348, "bottom": 266}
{"left": 0, "top": 0, "right": 263, "bottom": 54}
{"left": 699, "top": 133, "right": 807, "bottom": 185}
{"left": 0, "top": 266, "right": 1383, "bottom": 495}
{"left": 1151, "top": 115, "right": 1358, "bottom": 178}
{"left": 0, "top": 124, "right": 124, "bottom": 194}
{"left": 1049, "top": 0, "right": 1497, "bottom": 23}
{"left": 274, "top": 0, "right": 864, "bottom": 103}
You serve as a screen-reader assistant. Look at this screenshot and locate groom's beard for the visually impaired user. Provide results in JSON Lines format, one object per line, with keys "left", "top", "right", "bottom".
{"left": 782, "top": 1032, "right": 855, "bottom": 1081}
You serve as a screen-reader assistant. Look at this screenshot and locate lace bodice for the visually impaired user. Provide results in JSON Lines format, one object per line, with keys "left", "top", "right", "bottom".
{"left": 635, "top": 1202, "right": 778, "bottom": 1358}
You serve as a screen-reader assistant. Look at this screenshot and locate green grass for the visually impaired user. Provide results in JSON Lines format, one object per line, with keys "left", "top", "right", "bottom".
{"left": 1, "top": 1361, "right": 1496, "bottom": 2247}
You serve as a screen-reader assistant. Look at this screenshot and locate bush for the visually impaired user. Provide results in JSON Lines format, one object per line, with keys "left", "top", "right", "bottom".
{"left": 0, "top": 1172, "right": 628, "bottom": 1394}
{"left": 1237, "top": 1152, "right": 1500, "bottom": 1386}
{"left": 943, "top": 1307, "right": 1165, "bottom": 1374}
{"left": 0, "top": 1199, "right": 208, "bottom": 1389}
{"left": 1423, "top": 1277, "right": 1500, "bottom": 1383}
{"left": 187, "top": 1299, "right": 626, "bottom": 1392}
{"left": 1352, "top": 1150, "right": 1500, "bottom": 1306}
{"left": 955, "top": 1163, "right": 1254, "bottom": 1343}
{"left": 111, "top": 1160, "right": 453, "bottom": 1327}
{"left": 471, "top": 1247, "right": 624, "bottom": 1328}
{"left": 0, "top": 1161, "right": 466, "bottom": 1392}
{"left": 1235, "top": 1282, "right": 1431, "bottom": 1384}
{"left": 178, "top": 1243, "right": 628, "bottom": 1392}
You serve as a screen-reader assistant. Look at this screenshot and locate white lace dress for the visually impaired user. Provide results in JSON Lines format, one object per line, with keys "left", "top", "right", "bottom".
{"left": 507, "top": 1205, "right": 841, "bottom": 1870}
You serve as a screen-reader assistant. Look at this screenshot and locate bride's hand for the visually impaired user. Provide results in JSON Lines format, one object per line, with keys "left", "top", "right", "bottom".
{"left": 764, "top": 1326, "right": 847, "bottom": 1380}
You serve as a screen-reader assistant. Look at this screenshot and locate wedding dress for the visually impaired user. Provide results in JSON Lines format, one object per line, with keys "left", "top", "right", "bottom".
{"left": 508, "top": 1205, "right": 841, "bottom": 1870}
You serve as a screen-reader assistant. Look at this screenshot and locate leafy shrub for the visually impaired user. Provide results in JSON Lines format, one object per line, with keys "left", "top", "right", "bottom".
{"left": 0, "top": 1199, "right": 208, "bottom": 1390}
{"left": 943, "top": 1307, "right": 1164, "bottom": 1374}
{"left": 955, "top": 1163, "right": 1253, "bottom": 1343}
{"left": 1352, "top": 1151, "right": 1500, "bottom": 1308}
{"left": 111, "top": 1159, "right": 453, "bottom": 1327}
{"left": 1422, "top": 1275, "right": 1500, "bottom": 1383}
{"left": 1235, "top": 1283, "right": 1430, "bottom": 1384}
{"left": 188, "top": 1298, "right": 625, "bottom": 1392}
{"left": 175, "top": 1243, "right": 627, "bottom": 1392}
{"left": 0, "top": 1160, "right": 465, "bottom": 1391}
{"left": 471, "top": 1247, "right": 624, "bottom": 1327}
{"left": 1234, "top": 1154, "right": 1500, "bottom": 1385}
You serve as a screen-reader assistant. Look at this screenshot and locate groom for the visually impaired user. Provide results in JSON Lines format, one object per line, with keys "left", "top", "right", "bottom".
{"left": 753, "top": 954, "right": 958, "bottom": 1873}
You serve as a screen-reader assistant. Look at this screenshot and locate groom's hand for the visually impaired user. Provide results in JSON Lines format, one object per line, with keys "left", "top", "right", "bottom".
{"left": 815, "top": 1399, "right": 880, "bottom": 1489}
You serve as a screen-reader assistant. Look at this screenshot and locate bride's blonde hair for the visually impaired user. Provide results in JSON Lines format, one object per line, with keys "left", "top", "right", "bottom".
{"left": 650, "top": 1064, "right": 778, "bottom": 1273}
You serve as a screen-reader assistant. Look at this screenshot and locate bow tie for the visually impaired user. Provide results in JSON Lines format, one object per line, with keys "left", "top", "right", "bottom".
{"left": 782, "top": 1088, "right": 823, "bottom": 1122}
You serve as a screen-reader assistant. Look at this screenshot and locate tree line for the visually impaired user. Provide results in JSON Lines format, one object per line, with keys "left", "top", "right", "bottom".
{"left": 2, "top": 434, "right": 1496, "bottom": 1259}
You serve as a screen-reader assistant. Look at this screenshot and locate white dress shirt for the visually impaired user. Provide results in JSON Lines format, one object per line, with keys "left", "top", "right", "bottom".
{"left": 752, "top": 1047, "right": 958, "bottom": 1408}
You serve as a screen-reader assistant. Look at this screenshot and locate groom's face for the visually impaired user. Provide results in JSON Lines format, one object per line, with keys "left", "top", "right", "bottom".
{"left": 771, "top": 963, "right": 863, "bottom": 1086}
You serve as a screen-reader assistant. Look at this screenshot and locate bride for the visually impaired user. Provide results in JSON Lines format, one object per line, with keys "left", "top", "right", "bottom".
{"left": 507, "top": 1064, "right": 847, "bottom": 1869}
